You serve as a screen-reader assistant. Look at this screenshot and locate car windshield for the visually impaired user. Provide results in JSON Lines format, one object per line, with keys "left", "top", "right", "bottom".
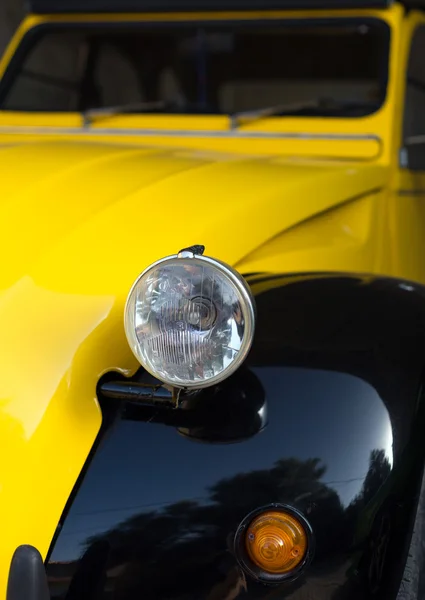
{"left": 0, "top": 18, "right": 390, "bottom": 118}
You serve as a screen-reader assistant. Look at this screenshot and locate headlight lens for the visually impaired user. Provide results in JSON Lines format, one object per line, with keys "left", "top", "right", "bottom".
{"left": 124, "top": 253, "right": 255, "bottom": 388}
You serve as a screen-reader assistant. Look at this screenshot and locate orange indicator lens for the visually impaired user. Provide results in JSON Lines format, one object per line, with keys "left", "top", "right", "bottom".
{"left": 245, "top": 510, "right": 308, "bottom": 574}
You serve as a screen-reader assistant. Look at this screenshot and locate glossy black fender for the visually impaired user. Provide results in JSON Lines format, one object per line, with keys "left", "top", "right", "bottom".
{"left": 46, "top": 273, "right": 425, "bottom": 600}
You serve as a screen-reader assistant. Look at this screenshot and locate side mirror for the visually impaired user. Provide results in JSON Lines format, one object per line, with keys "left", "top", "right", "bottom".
{"left": 7, "top": 545, "right": 50, "bottom": 600}
{"left": 400, "top": 136, "right": 425, "bottom": 170}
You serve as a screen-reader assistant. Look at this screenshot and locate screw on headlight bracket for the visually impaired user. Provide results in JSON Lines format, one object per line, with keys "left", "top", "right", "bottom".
{"left": 177, "top": 244, "right": 205, "bottom": 258}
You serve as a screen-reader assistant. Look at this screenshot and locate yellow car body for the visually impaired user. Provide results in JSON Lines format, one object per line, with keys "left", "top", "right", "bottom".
{"left": 0, "top": 1, "right": 425, "bottom": 597}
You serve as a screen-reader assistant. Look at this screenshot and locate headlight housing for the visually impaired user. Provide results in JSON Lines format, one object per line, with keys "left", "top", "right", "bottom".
{"left": 124, "top": 249, "right": 255, "bottom": 389}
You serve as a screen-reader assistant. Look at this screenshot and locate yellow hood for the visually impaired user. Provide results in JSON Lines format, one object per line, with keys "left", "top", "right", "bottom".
{"left": 0, "top": 140, "right": 386, "bottom": 289}
{"left": 0, "top": 138, "right": 386, "bottom": 590}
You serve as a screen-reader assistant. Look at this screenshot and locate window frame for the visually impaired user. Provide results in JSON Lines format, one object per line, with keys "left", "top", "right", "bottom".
{"left": 0, "top": 16, "right": 391, "bottom": 118}
{"left": 401, "top": 20, "right": 425, "bottom": 171}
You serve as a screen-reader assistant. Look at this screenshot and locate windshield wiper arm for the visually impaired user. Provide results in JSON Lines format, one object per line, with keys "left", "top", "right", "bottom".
{"left": 82, "top": 100, "right": 168, "bottom": 127}
{"left": 230, "top": 100, "right": 320, "bottom": 130}
{"left": 229, "top": 98, "right": 376, "bottom": 130}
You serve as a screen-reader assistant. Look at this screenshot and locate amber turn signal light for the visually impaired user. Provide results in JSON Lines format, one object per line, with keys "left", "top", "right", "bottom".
{"left": 246, "top": 510, "right": 307, "bottom": 573}
{"left": 235, "top": 504, "right": 313, "bottom": 584}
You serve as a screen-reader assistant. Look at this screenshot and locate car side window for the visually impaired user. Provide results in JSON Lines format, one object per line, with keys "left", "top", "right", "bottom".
{"left": 403, "top": 24, "right": 425, "bottom": 170}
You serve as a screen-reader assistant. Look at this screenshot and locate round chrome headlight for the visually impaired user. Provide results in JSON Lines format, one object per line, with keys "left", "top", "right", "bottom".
{"left": 124, "top": 249, "right": 255, "bottom": 388}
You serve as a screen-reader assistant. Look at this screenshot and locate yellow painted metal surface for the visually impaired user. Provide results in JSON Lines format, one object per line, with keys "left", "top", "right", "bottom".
{"left": 0, "top": 3, "right": 423, "bottom": 595}
{"left": 0, "top": 3, "right": 403, "bottom": 165}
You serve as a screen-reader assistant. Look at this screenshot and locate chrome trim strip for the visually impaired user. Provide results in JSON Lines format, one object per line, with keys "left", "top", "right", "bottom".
{"left": 397, "top": 189, "right": 425, "bottom": 196}
{"left": 405, "top": 135, "right": 425, "bottom": 146}
{"left": 0, "top": 125, "right": 381, "bottom": 142}
{"left": 396, "top": 462, "right": 425, "bottom": 600}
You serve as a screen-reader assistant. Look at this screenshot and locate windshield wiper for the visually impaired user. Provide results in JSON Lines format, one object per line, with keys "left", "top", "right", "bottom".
{"left": 82, "top": 100, "right": 168, "bottom": 127}
{"left": 230, "top": 99, "right": 377, "bottom": 130}
{"left": 230, "top": 100, "right": 320, "bottom": 130}
{"left": 82, "top": 97, "right": 375, "bottom": 128}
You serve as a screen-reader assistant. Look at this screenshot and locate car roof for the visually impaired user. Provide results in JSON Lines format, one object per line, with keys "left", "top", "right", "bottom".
{"left": 28, "top": 0, "right": 394, "bottom": 14}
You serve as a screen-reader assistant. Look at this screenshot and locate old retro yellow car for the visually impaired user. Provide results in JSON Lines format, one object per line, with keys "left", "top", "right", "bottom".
{"left": 3, "top": 0, "right": 425, "bottom": 599}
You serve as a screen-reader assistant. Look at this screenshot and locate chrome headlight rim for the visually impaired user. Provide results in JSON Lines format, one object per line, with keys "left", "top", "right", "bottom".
{"left": 124, "top": 252, "right": 256, "bottom": 389}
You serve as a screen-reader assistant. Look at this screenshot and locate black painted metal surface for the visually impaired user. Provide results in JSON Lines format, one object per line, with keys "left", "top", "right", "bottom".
{"left": 46, "top": 273, "right": 425, "bottom": 600}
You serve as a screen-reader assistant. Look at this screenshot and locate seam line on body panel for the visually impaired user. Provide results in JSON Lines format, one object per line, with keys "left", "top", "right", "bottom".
{"left": 235, "top": 186, "right": 384, "bottom": 269}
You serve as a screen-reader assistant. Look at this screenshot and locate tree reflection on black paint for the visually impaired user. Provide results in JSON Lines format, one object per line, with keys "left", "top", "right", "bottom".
{"left": 80, "top": 456, "right": 345, "bottom": 599}
{"left": 359, "top": 449, "right": 392, "bottom": 508}
{"left": 51, "top": 448, "right": 393, "bottom": 600}
{"left": 345, "top": 449, "right": 392, "bottom": 526}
